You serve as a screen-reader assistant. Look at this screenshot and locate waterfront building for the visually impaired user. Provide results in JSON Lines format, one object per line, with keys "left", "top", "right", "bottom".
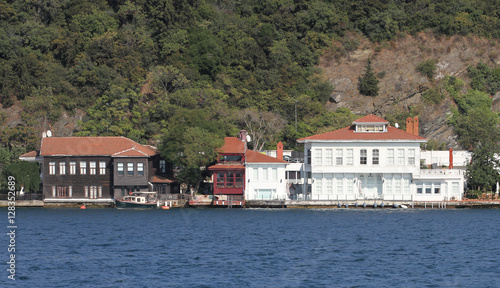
{"left": 208, "top": 131, "right": 288, "bottom": 205}
{"left": 297, "top": 115, "right": 465, "bottom": 202}
{"left": 36, "top": 136, "right": 176, "bottom": 204}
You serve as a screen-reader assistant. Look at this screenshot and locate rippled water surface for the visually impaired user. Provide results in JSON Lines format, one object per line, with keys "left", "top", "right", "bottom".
{"left": 2, "top": 208, "right": 500, "bottom": 287}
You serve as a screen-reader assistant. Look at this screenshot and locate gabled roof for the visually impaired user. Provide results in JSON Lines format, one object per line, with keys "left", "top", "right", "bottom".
{"left": 217, "top": 137, "right": 245, "bottom": 154}
{"left": 353, "top": 114, "right": 389, "bottom": 124}
{"left": 297, "top": 116, "right": 426, "bottom": 142}
{"left": 20, "top": 151, "right": 38, "bottom": 158}
{"left": 246, "top": 150, "right": 288, "bottom": 164}
{"left": 40, "top": 137, "right": 157, "bottom": 157}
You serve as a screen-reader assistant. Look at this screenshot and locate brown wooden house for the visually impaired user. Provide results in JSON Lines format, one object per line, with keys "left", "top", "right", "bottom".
{"left": 40, "top": 136, "right": 176, "bottom": 203}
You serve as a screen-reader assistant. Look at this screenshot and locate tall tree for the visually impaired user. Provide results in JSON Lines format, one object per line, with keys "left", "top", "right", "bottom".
{"left": 239, "top": 109, "right": 286, "bottom": 152}
{"left": 466, "top": 142, "right": 500, "bottom": 192}
{"left": 358, "top": 59, "right": 379, "bottom": 96}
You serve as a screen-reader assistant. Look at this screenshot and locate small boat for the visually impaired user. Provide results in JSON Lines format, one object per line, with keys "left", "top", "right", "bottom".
{"left": 400, "top": 204, "right": 408, "bottom": 209}
{"left": 116, "top": 192, "right": 158, "bottom": 209}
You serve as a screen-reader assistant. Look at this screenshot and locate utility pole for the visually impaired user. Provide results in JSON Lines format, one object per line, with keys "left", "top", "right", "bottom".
{"left": 295, "top": 100, "right": 297, "bottom": 133}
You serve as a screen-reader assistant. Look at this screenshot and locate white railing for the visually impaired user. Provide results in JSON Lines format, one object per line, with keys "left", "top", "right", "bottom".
{"left": 420, "top": 169, "right": 462, "bottom": 176}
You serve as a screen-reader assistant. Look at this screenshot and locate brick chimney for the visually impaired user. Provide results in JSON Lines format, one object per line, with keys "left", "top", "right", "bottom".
{"left": 277, "top": 141, "right": 283, "bottom": 160}
{"left": 449, "top": 148, "right": 453, "bottom": 169}
{"left": 239, "top": 130, "right": 248, "bottom": 150}
{"left": 413, "top": 116, "right": 419, "bottom": 136}
{"left": 406, "top": 117, "right": 413, "bottom": 134}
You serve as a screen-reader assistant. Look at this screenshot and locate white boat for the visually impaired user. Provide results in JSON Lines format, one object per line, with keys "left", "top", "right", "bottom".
{"left": 115, "top": 192, "right": 158, "bottom": 209}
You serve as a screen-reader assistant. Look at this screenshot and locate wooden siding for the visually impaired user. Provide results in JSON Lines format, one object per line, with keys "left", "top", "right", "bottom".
{"left": 43, "top": 156, "right": 113, "bottom": 199}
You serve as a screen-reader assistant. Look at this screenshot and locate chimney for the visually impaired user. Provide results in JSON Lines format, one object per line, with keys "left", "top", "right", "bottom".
{"left": 413, "top": 116, "right": 419, "bottom": 136}
{"left": 239, "top": 130, "right": 248, "bottom": 150}
{"left": 277, "top": 141, "right": 283, "bottom": 160}
{"left": 406, "top": 117, "right": 413, "bottom": 134}
{"left": 449, "top": 148, "right": 453, "bottom": 169}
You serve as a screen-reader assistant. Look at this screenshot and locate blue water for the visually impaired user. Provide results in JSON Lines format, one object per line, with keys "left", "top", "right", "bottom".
{"left": 2, "top": 208, "right": 499, "bottom": 287}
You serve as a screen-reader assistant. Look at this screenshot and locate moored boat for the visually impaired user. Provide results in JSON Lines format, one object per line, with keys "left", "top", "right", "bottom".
{"left": 115, "top": 192, "right": 159, "bottom": 209}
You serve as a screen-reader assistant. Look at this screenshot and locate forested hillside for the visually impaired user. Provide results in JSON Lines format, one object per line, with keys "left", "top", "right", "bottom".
{"left": 1, "top": 0, "right": 499, "bottom": 185}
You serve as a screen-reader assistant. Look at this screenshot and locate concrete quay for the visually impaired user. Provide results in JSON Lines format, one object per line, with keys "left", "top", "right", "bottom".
{"left": 245, "top": 200, "right": 500, "bottom": 209}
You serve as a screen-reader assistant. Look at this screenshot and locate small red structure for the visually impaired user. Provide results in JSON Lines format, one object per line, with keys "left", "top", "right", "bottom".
{"left": 449, "top": 148, "right": 453, "bottom": 169}
{"left": 208, "top": 135, "right": 247, "bottom": 206}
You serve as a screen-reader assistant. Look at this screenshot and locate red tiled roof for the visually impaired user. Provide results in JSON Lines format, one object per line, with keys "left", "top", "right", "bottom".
{"left": 217, "top": 137, "right": 245, "bottom": 154}
{"left": 19, "top": 151, "right": 38, "bottom": 158}
{"left": 353, "top": 114, "right": 388, "bottom": 123}
{"left": 208, "top": 164, "right": 245, "bottom": 170}
{"left": 150, "top": 175, "right": 176, "bottom": 183}
{"left": 297, "top": 124, "right": 426, "bottom": 142}
{"left": 246, "top": 150, "right": 288, "bottom": 164}
{"left": 40, "top": 137, "right": 157, "bottom": 156}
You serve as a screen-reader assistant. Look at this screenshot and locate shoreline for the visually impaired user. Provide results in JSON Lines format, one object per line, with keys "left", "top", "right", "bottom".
{"left": 1, "top": 199, "right": 500, "bottom": 209}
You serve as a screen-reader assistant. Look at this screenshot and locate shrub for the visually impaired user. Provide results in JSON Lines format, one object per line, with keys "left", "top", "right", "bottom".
{"left": 421, "top": 88, "right": 444, "bottom": 105}
{"left": 416, "top": 59, "right": 438, "bottom": 80}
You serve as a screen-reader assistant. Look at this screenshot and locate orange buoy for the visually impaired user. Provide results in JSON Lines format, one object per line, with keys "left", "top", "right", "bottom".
{"left": 80, "top": 205, "right": 86, "bottom": 209}
{"left": 161, "top": 206, "right": 170, "bottom": 210}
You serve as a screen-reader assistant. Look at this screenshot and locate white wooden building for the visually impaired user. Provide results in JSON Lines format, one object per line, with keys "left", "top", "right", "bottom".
{"left": 297, "top": 115, "right": 465, "bottom": 202}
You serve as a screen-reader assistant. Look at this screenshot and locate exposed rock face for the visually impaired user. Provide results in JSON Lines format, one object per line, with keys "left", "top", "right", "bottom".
{"left": 320, "top": 32, "right": 500, "bottom": 149}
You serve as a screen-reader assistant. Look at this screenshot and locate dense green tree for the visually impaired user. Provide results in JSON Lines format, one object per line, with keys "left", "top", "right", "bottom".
{"left": 449, "top": 90, "right": 499, "bottom": 149}
{"left": 1, "top": 161, "right": 40, "bottom": 193}
{"left": 466, "top": 142, "right": 500, "bottom": 192}
{"left": 358, "top": 59, "right": 379, "bottom": 96}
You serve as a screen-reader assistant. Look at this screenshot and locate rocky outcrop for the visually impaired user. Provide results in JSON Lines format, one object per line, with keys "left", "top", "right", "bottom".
{"left": 321, "top": 32, "right": 500, "bottom": 149}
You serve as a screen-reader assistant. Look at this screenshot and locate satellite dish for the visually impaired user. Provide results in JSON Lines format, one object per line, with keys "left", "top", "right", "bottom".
{"left": 395, "top": 123, "right": 399, "bottom": 128}
{"left": 42, "top": 132, "right": 47, "bottom": 138}
{"left": 46, "top": 130, "right": 52, "bottom": 137}
{"left": 246, "top": 135, "right": 251, "bottom": 142}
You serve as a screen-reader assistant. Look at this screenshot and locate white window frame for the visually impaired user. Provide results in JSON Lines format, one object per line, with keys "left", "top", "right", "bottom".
{"left": 372, "top": 149, "right": 379, "bottom": 165}
{"left": 271, "top": 168, "right": 277, "bottom": 181}
{"left": 387, "top": 149, "right": 394, "bottom": 166}
{"left": 336, "top": 149, "right": 343, "bottom": 165}
{"left": 397, "top": 149, "right": 405, "bottom": 166}
{"left": 325, "top": 177, "right": 333, "bottom": 194}
{"left": 262, "top": 168, "right": 269, "bottom": 181}
{"left": 80, "top": 161, "right": 87, "bottom": 175}
{"left": 49, "top": 162, "right": 56, "bottom": 175}
{"left": 117, "top": 162, "right": 124, "bottom": 176}
{"left": 99, "top": 161, "right": 106, "bottom": 175}
{"left": 360, "top": 149, "right": 367, "bottom": 165}
{"left": 127, "top": 162, "right": 134, "bottom": 176}
{"left": 137, "top": 162, "right": 144, "bottom": 176}
{"left": 346, "top": 149, "right": 353, "bottom": 165}
{"left": 408, "top": 149, "right": 415, "bottom": 165}
{"left": 315, "top": 177, "right": 323, "bottom": 194}
{"left": 89, "top": 161, "right": 96, "bottom": 175}
{"left": 59, "top": 162, "right": 66, "bottom": 175}
{"left": 70, "top": 162, "right": 76, "bottom": 175}
{"left": 314, "top": 149, "right": 322, "bottom": 166}
{"left": 335, "top": 177, "right": 343, "bottom": 194}
{"left": 325, "top": 149, "right": 333, "bottom": 166}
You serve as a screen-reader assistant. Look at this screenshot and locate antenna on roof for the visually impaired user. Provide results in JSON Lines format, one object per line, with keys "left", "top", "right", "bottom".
{"left": 46, "top": 130, "right": 52, "bottom": 137}
{"left": 395, "top": 123, "right": 399, "bottom": 128}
